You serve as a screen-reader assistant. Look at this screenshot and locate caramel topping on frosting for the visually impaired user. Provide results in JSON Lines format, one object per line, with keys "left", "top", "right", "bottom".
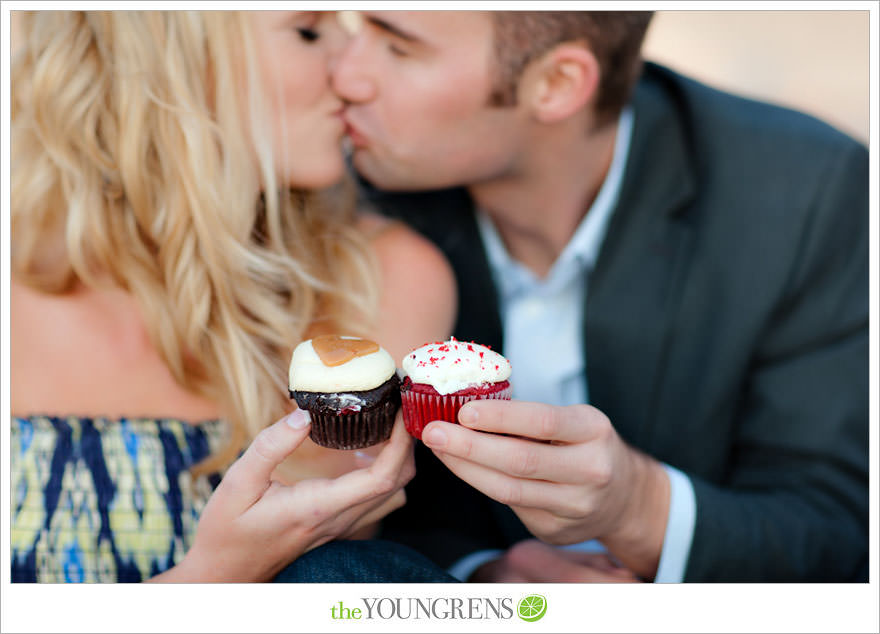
{"left": 312, "top": 334, "right": 379, "bottom": 367}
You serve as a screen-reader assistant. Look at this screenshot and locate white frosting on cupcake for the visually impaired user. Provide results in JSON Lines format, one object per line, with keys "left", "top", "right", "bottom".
{"left": 401, "top": 338, "right": 511, "bottom": 395}
{"left": 289, "top": 337, "right": 395, "bottom": 392}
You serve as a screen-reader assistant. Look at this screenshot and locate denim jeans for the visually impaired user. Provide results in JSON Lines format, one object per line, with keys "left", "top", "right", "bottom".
{"left": 272, "top": 540, "right": 459, "bottom": 583}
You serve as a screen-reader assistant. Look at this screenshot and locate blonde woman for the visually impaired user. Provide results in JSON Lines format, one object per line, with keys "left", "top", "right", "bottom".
{"left": 10, "top": 11, "right": 456, "bottom": 582}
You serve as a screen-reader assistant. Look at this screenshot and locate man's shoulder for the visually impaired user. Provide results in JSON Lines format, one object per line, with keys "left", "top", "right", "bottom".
{"left": 624, "top": 64, "right": 868, "bottom": 290}
{"left": 636, "top": 62, "right": 867, "bottom": 237}
{"left": 641, "top": 62, "right": 865, "bottom": 161}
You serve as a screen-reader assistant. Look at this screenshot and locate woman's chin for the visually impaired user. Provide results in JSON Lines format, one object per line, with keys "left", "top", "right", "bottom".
{"left": 288, "top": 158, "right": 345, "bottom": 191}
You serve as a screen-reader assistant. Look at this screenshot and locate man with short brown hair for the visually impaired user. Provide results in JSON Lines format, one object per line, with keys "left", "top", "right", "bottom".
{"left": 333, "top": 11, "right": 868, "bottom": 582}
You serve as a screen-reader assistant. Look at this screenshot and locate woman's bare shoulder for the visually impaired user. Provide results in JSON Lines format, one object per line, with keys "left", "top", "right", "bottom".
{"left": 10, "top": 277, "right": 219, "bottom": 420}
{"left": 357, "top": 212, "right": 454, "bottom": 290}
{"left": 357, "top": 211, "right": 458, "bottom": 361}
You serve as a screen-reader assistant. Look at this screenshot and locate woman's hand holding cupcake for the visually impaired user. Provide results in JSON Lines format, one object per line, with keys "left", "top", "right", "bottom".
{"left": 153, "top": 409, "right": 415, "bottom": 582}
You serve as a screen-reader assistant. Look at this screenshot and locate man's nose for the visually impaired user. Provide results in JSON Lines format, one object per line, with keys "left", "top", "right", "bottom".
{"left": 330, "top": 38, "right": 377, "bottom": 104}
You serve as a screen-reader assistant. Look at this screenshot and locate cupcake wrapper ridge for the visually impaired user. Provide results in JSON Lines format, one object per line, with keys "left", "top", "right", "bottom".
{"left": 308, "top": 398, "right": 399, "bottom": 450}
{"left": 400, "top": 385, "right": 513, "bottom": 440}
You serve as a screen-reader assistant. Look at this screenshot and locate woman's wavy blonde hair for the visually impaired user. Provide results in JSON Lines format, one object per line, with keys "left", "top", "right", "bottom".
{"left": 11, "top": 11, "right": 380, "bottom": 474}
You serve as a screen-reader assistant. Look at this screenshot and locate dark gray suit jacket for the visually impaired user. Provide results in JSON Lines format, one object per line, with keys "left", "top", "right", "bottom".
{"left": 368, "top": 63, "right": 869, "bottom": 581}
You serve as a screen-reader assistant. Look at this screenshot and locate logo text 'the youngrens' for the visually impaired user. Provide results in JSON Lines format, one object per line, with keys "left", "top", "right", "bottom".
{"left": 330, "top": 597, "right": 515, "bottom": 620}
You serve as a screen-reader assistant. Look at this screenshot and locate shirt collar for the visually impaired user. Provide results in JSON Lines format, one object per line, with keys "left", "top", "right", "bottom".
{"left": 477, "top": 106, "right": 634, "bottom": 290}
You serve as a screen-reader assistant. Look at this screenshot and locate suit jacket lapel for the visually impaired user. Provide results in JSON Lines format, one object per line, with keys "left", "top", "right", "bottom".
{"left": 437, "top": 195, "right": 505, "bottom": 353}
{"left": 585, "top": 64, "right": 698, "bottom": 448}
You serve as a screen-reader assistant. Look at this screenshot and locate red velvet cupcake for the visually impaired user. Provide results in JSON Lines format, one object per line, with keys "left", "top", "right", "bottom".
{"left": 399, "top": 338, "right": 512, "bottom": 440}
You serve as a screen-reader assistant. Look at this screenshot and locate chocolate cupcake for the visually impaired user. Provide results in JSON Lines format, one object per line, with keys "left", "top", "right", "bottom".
{"left": 399, "top": 338, "right": 512, "bottom": 440}
{"left": 288, "top": 335, "right": 401, "bottom": 450}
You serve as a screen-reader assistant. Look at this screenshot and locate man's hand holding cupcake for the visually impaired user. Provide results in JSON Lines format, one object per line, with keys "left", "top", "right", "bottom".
{"left": 421, "top": 394, "right": 671, "bottom": 581}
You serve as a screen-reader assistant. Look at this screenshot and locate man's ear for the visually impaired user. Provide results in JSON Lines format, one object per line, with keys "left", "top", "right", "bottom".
{"left": 521, "top": 43, "right": 599, "bottom": 123}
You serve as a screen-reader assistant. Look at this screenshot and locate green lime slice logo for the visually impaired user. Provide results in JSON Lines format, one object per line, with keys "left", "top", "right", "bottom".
{"left": 517, "top": 594, "right": 547, "bottom": 622}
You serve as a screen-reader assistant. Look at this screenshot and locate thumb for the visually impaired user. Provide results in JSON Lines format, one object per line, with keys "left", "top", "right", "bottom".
{"left": 222, "top": 409, "right": 311, "bottom": 508}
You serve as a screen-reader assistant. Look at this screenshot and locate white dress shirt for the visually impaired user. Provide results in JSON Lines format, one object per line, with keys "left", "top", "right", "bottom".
{"left": 448, "top": 107, "right": 696, "bottom": 583}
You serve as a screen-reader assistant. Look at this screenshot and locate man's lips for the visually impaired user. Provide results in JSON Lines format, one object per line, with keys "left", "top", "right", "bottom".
{"left": 343, "top": 116, "right": 369, "bottom": 148}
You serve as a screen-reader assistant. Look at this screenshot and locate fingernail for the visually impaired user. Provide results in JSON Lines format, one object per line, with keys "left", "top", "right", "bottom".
{"left": 423, "top": 427, "right": 447, "bottom": 448}
{"left": 459, "top": 406, "right": 477, "bottom": 425}
{"left": 285, "top": 409, "right": 311, "bottom": 429}
{"left": 354, "top": 450, "right": 376, "bottom": 466}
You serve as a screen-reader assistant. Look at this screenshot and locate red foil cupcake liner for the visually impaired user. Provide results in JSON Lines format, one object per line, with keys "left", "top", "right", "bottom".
{"left": 400, "top": 385, "right": 513, "bottom": 440}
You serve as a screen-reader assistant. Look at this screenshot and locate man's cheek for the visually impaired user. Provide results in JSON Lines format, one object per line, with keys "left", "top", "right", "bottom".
{"left": 383, "top": 121, "right": 421, "bottom": 158}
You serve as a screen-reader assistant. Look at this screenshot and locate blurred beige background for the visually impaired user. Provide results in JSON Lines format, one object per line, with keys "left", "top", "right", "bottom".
{"left": 11, "top": 10, "right": 870, "bottom": 142}
{"left": 643, "top": 11, "right": 868, "bottom": 142}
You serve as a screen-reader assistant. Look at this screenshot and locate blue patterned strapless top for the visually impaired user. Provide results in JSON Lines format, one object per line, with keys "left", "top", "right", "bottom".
{"left": 11, "top": 415, "right": 229, "bottom": 583}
